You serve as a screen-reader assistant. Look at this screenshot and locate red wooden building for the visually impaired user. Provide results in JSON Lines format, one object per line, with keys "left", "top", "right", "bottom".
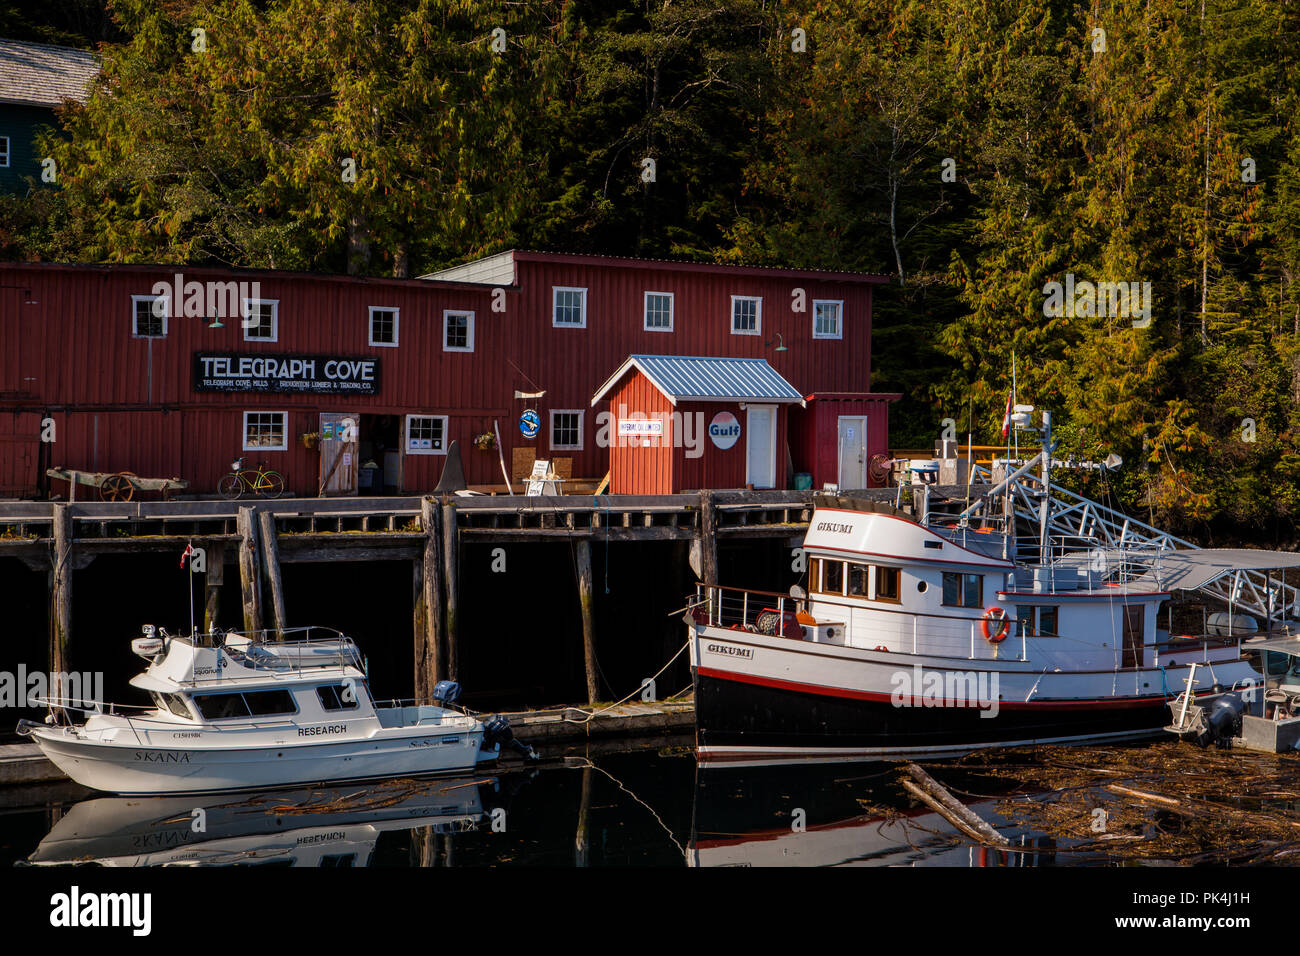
{"left": 0, "top": 252, "right": 894, "bottom": 498}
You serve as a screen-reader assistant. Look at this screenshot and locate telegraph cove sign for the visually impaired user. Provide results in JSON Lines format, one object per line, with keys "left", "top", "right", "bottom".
{"left": 193, "top": 353, "right": 380, "bottom": 395}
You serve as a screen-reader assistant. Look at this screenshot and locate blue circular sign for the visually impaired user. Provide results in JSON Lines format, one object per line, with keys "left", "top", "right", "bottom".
{"left": 520, "top": 409, "right": 540, "bottom": 439}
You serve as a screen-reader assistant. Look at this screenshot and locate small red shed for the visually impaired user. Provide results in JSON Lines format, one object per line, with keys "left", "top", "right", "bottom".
{"left": 789, "top": 392, "right": 901, "bottom": 490}
{"left": 591, "top": 355, "right": 804, "bottom": 494}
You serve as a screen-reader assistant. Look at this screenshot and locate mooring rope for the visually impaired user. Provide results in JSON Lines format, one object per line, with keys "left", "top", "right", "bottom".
{"left": 562, "top": 639, "right": 691, "bottom": 725}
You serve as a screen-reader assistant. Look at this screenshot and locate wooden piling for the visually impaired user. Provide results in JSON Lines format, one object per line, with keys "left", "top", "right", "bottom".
{"left": 442, "top": 499, "right": 459, "bottom": 682}
{"left": 204, "top": 540, "right": 225, "bottom": 633}
{"left": 49, "top": 503, "right": 72, "bottom": 715}
{"left": 236, "top": 506, "right": 263, "bottom": 635}
{"left": 412, "top": 556, "right": 428, "bottom": 703}
{"left": 698, "top": 490, "right": 719, "bottom": 586}
{"left": 257, "top": 509, "right": 287, "bottom": 640}
{"left": 575, "top": 539, "right": 599, "bottom": 706}
{"left": 417, "top": 497, "right": 444, "bottom": 696}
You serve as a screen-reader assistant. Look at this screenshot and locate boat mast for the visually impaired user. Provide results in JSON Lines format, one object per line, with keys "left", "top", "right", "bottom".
{"left": 1039, "top": 410, "right": 1051, "bottom": 567}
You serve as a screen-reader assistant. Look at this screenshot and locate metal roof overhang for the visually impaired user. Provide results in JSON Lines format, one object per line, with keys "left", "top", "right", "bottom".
{"left": 1134, "top": 549, "right": 1300, "bottom": 593}
{"left": 591, "top": 354, "right": 805, "bottom": 407}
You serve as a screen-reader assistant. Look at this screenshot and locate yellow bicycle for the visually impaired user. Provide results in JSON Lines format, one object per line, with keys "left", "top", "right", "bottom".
{"left": 217, "top": 458, "right": 286, "bottom": 499}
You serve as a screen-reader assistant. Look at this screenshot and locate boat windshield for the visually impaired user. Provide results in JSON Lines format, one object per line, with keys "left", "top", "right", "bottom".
{"left": 151, "top": 692, "right": 192, "bottom": 719}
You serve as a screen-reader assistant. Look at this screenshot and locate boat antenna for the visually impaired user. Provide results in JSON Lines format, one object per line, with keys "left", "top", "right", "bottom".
{"left": 183, "top": 538, "right": 196, "bottom": 640}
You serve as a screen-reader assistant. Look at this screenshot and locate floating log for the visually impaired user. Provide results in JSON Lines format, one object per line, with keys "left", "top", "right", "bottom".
{"left": 1105, "top": 783, "right": 1181, "bottom": 807}
{"left": 257, "top": 509, "right": 287, "bottom": 640}
{"left": 575, "top": 539, "right": 599, "bottom": 706}
{"left": 904, "top": 763, "right": 1009, "bottom": 846}
{"left": 236, "top": 506, "right": 263, "bottom": 635}
{"left": 442, "top": 499, "right": 459, "bottom": 682}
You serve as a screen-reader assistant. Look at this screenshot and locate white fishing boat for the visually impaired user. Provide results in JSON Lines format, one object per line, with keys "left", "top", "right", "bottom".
{"left": 18, "top": 625, "right": 532, "bottom": 795}
{"left": 687, "top": 405, "right": 1300, "bottom": 764}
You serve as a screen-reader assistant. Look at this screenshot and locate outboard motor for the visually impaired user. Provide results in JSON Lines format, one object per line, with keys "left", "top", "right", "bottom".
{"left": 1194, "top": 692, "right": 1246, "bottom": 748}
{"left": 431, "top": 680, "right": 462, "bottom": 707}
{"left": 484, "top": 714, "right": 538, "bottom": 761}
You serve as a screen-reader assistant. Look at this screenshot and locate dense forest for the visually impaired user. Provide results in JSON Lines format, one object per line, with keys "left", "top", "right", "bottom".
{"left": 3, "top": 0, "right": 1300, "bottom": 541}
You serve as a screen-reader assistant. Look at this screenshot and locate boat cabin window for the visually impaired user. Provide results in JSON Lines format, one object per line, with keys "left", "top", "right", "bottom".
{"left": 1016, "top": 606, "right": 1059, "bottom": 638}
{"left": 193, "top": 689, "right": 297, "bottom": 720}
{"left": 941, "top": 572, "right": 982, "bottom": 608}
{"left": 875, "top": 567, "right": 900, "bottom": 602}
{"left": 151, "top": 692, "right": 192, "bottom": 719}
{"left": 808, "top": 558, "right": 846, "bottom": 596}
{"left": 848, "top": 564, "right": 869, "bottom": 596}
{"left": 317, "top": 683, "right": 360, "bottom": 711}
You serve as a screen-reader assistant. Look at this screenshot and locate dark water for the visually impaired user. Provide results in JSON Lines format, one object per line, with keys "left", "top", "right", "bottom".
{"left": 0, "top": 739, "right": 1098, "bottom": 868}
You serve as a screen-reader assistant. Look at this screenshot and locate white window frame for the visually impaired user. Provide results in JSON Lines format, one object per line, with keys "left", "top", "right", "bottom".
{"left": 813, "top": 299, "right": 843, "bottom": 340}
{"left": 552, "top": 286, "right": 587, "bottom": 328}
{"left": 404, "top": 414, "right": 449, "bottom": 456}
{"left": 731, "top": 295, "right": 762, "bottom": 336}
{"left": 368, "top": 306, "right": 399, "bottom": 347}
{"left": 0, "top": 136, "right": 9, "bottom": 168}
{"left": 442, "top": 310, "right": 475, "bottom": 353}
{"left": 643, "top": 291, "right": 674, "bottom": 332}
{"left": 242, "top": 411, "right": 288, "bottom": 452}
{"left": 550, "top": 409, "right": 584, "bottom": 451}
{"left": 241, "top": 298, "right": 279, "bottom": 343}
{"left": 130, "top": 294, "right": 169, "bottom": 338}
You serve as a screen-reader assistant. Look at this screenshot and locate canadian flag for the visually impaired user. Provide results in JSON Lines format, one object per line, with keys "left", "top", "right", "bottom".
{"left": 180, "top": 543, "right": 195, "bottom": 568}
{"left": 1000, "top": 393, "right": 1013, "bottom": 438}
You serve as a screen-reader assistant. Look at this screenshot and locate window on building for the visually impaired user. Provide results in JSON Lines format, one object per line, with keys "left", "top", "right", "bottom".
{"left": 369, "top": 307, "right": 398, "bottom": 347}
{"left": 242, "top": 411, "right": 287, "bottom": 451}
{"left": 813, "top": 299, "right": 843, "bottom": 339}
{"left": 644, "top": 292, "right": 673, "bottom": 331}
{"left": 848, "top": 563, "right": 869, "bottom": 597}
{"left": 551, "top": 410, "right": 583, "bottom": 450}
{"left": 131, "top": 295, "right": 168, "bottom": 337}
{"left": 0, "top": 136, "right": 9, "bottom": 168}
{"left": 317, "top": 684, "right": 360, "bottom": 711}
{"left": 553, "top": 287, "right": 587, "bottom": 327}
{"left": 242, "top": 298, "right": 278, "bottom": 341}
{"left": 941, "top": 571, "right": 983, "bottom": 608}
{"left": 405, "top": 414, "right": 448, "bottom": 455}
{"left": 731, "top": 296, "right": 761, "bottom": 335}
{"left": 443, "top": 310, "right": 474, "bottom": 352}
{"left": 875, "top": 566, "right": 901, "bottom": 602}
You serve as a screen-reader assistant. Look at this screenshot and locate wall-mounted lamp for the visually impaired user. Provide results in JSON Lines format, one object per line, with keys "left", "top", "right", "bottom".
{"left": 208, "top": 316, "right": 225, "bottom": 329}
{"left": 765, "top": 332, "right": 788, "bottom": 352}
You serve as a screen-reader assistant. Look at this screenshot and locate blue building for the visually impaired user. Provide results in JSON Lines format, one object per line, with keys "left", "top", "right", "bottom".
{"left": 0, "top": 38, "right": 98, "bottom": 194}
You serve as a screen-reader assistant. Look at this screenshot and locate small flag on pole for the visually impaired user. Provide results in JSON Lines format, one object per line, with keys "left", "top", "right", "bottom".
{"left": 180, "top": 542, "right": 194, "bottom": 568}
{"left": 1000, "top": 393, "right": 1013, "bottom": 438}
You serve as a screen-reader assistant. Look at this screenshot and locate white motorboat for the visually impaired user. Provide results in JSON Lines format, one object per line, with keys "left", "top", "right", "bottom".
{"left": 688, "top": 406, "right": 1299, "bottom": 764}
{"left": 18, "top": 625, "right": 532, "bottom": 795}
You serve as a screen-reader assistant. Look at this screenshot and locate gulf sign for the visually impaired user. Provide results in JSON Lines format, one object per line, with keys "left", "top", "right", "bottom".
{"left": 709, "top": 411, "right": 741, "bottom": 450}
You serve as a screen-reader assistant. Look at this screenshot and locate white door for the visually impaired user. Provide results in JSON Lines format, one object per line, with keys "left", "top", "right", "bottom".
{"left": 746, "top": 405, "right": 776, "bottom": 489}
{"left": 838, "top": 416, "right": 867, "bottom": 490}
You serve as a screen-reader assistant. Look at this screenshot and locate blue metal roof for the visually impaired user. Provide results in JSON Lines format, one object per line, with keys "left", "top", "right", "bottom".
{"left": 591, "top": 355, "right": 804, "bottom": 406}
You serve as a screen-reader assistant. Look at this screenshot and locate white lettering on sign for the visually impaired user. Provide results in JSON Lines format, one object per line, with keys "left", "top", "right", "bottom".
{"left": 617, "top": 419, "right": 664, "bottom": 437}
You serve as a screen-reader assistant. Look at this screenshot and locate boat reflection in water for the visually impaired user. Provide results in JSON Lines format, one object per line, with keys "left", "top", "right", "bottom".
{"left": 688, "top": 763, "right": 1064, "bottom": 867}
{"left": 26, "top": 775, "right": 506, "bottom": 867}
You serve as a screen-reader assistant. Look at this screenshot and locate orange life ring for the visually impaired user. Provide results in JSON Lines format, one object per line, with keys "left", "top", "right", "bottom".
{"left": 981, "top": 607, "right": 1010, "bottom": 644}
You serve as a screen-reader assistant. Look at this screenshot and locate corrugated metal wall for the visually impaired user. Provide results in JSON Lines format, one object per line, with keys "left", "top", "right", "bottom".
{"left": 0, "top": 258, "right": 887, "bottom": 497}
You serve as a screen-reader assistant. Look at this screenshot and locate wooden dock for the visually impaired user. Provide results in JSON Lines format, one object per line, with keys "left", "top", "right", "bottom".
{"left": 0, "top": 485, "right": 948, "bottom": 749}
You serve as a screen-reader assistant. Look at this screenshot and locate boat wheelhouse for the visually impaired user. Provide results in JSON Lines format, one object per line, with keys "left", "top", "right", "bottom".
{"left": 688, "top": 407, "right": 1294, "bottom": 764}
{"left": 18, "top": 626, "right": 522, "bottom": 795}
